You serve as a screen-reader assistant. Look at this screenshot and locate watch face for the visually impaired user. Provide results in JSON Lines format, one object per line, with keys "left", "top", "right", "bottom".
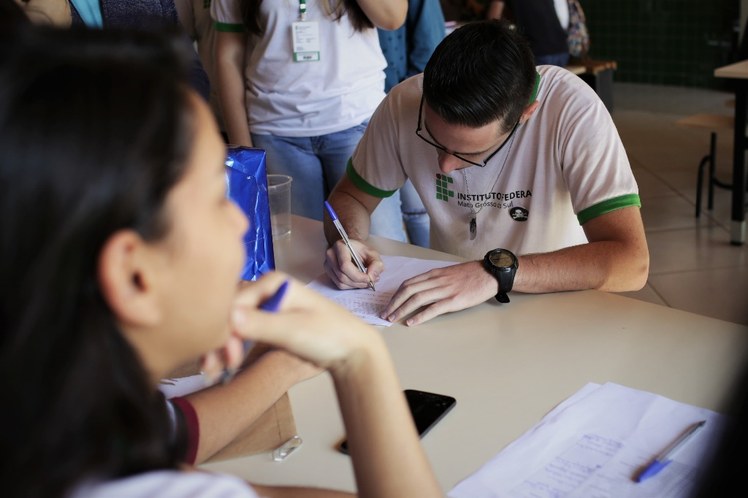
{"left": 489, "top": 250, "right": 514, "bottom": 267}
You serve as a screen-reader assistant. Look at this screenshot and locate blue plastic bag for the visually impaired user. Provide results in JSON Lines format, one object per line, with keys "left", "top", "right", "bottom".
{"left": 225, "top": 146, "right": 275, "bottom": 281}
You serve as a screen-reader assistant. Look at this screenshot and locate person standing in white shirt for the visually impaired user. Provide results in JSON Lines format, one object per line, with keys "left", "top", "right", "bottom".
{"left": 212, "top": 0, "right": 409, "bottom": 241}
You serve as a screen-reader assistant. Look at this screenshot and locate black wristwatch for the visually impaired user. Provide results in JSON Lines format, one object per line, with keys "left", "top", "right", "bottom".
{"left": 482, "top": 248, "right": 518, "bottom": 303}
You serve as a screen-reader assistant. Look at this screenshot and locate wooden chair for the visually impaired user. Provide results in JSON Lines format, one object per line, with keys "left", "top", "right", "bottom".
{"left": 566, "top": 59, "right": 618, "bottom": 111}
{"left": 675, "top": 113, "right": 734, "bottom": 217}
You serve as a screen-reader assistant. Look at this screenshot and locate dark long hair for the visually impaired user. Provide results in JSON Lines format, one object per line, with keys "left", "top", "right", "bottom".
{"left": 240, "top": 0, "right": 372, "bottom": 36}
{"left": 0, "top": 26, "right": 196, "bottom": 498}
{"left": 0, "top": 0, "right": 29, "bottom": 33}
{"left": 423, "top": 20, "right": 536, "bottom": 133}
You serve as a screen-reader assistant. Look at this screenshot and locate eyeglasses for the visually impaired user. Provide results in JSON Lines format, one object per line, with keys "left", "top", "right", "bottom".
{"left": 415, "top": 96, "right": 520, "bottom": 168}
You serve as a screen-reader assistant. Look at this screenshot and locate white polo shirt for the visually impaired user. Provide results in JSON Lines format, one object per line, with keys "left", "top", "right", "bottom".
{"left": 348, "top": 65, "right": 640, "bottom": 259}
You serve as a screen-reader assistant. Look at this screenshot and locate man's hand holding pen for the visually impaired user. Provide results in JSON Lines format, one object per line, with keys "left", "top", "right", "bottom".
{"left": 324, "top": 200, "right": 381, "bottom": 291}
{"left": 324, "top": 237, "right": 384, "bottom": 291}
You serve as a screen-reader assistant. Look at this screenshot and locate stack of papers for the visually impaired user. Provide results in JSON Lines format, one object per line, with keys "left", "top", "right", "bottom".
{"left": 449, "top": 382, "right": 725, "bottom": 498}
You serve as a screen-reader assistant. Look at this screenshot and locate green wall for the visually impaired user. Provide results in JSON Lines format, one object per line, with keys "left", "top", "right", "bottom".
{"left": 584, "top": 0, "right": 739, "bottom": 88}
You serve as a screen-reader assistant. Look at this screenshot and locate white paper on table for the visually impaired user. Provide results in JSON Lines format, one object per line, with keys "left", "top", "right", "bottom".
{"left": 449, "top": 382, "right": 726, "bottom": 498}
{"left": 306, "top": 255, "right": 456, "bottom": 326}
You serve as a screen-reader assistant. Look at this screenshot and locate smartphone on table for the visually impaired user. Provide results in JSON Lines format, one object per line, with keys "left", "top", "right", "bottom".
{"left": 337, "top": 389, "right": 456, "bottom": 454}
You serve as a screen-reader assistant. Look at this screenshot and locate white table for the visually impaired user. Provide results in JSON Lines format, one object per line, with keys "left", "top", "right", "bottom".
{"left": 204, "top": 215, "right": 748, "bottom": 492}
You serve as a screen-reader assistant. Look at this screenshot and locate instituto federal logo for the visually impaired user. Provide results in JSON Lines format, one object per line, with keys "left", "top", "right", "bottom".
{"left": 435, "top": 173, "right": 454, "bottom": 202}
{"left": 434, "top": 173, "right": 532, "bottom": 221}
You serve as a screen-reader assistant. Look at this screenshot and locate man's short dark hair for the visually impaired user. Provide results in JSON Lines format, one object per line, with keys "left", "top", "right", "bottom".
{"left": 423, "top": 20, "right": 537, "bottom": 133}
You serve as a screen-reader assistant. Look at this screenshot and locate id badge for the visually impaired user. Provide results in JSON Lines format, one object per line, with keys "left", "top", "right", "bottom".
{"left": 292, "top": 20, "right": 320, "bottom": 62}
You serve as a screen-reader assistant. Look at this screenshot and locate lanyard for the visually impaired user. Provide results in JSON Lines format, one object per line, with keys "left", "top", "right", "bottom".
{"left": 299, "top": 0, "right": 307, "bottom": 21}
{"left": 70, "top": 0, "right": 103, "bottom": 28}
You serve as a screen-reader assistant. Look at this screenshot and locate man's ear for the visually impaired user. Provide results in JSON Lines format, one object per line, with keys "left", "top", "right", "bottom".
{"left": 97, "top": 230, "right": 162, "bottom": 327}
{"left": 520, "top": 100, "right": 540, "bottom": 125}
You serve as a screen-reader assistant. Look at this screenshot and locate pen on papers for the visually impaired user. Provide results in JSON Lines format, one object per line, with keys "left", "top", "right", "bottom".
{"left": 634, "top": 420, "right": 707, "bottom": 483}
{"left": 324, "top": 200, "right": 376, "bottom": 292}
{"left": 219, "top": 280, "right": 290, "bottom": 384}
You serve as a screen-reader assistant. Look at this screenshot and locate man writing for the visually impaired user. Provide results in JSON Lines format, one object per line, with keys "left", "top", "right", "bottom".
{"left": 324, "top": 20, "right": 648, "bottom": 326}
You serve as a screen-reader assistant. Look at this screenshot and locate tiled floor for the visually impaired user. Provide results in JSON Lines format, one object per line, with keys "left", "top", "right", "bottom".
{"left": 612, "top": 82, "right": 748, "bottom": 325}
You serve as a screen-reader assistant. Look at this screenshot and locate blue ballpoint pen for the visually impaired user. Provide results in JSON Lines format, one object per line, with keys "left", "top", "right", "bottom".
{"left": 634, "top": 420, "right": 706, "bottom": 483}
{"left": 219, "top": 280, "right": 290, "bottom": 384}
{"left": 324, "top": 201, "right": 376, "bottom": 291}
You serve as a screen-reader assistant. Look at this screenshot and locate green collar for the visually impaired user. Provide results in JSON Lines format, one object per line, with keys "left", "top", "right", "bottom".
{"left": 529, "top": 72, "right": 541, "bottom": 103}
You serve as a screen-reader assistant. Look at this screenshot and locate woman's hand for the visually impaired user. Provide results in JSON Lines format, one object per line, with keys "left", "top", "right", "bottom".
{"left": 199, "top": 331, "right": 245, "bottom": 384}
{"left": 230, "top": 271, "right": 382, "bottom": 373}
{"left": 225, "top": 272, "right": 442, "bottom": 497}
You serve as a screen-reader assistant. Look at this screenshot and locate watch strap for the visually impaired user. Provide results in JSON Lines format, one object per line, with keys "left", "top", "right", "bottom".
{"left": 483, "top": 249, "right": 517, "bottom": 304}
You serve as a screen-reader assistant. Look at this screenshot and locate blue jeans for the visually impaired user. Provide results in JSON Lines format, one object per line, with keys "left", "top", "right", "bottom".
{"left": 400, "top": 180, "right": 430, "bottom": 247}
{"left": 535, "top": 53, "right": 570, "bottom": 67}
{"left": 252, "top": 124, "right": 407, "bottom": 242}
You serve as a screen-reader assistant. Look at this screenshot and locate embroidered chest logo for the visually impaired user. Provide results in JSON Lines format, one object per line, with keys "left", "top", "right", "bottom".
{"left": 435, "top": 174, "right": 455, "bottom": 202}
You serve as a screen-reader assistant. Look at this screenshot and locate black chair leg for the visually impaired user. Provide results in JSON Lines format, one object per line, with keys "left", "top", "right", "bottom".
{"left": 696, "top": 153, "right": 708, "bottom": 218}
{"left": 707, "top": 132, "right": 716, "bottom": 210}
{"left": 694, "top": 131, "right": 735, "bottom": 218}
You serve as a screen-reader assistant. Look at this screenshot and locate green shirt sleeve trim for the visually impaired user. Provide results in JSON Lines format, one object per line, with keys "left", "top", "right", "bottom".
{"left": 577, "top": 194, "right": 641, "bottom": 225}
{"left": 214, "top": 21, "right": 245, "bottom": 33}
{"left": 346, "top": 160, "right": 397, "bottom": 198}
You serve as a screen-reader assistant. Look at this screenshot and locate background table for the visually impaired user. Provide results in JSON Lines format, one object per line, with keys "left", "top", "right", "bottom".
{"left": 204, "top": 215, "right": 748, "bottom": 492}
{"left": 714, "top": 60, "right": 748, "bottom": 245}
